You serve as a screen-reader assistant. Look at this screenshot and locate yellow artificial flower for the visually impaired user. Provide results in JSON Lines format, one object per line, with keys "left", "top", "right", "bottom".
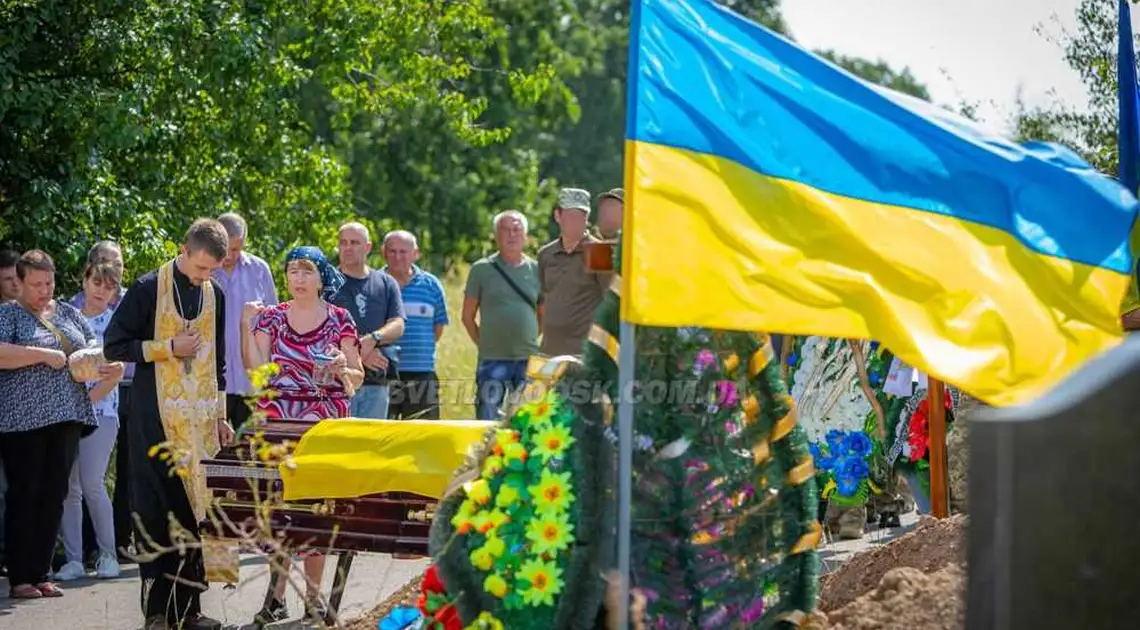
{"left": 481, "top": 455, "right": 505, "bottom": 479}
{"left": 482, "top": 574, "right": 509, "bottom": 599}
{"left": 466, "top": 611, "right": 506, "bottom": 629}
{"left": 464, "top": 478, "right": 493, "bottom": 506}
{"left": 531, "top": 424, "right": 575, "bottom": 464}
{"left": 470, "top": 546, "right": 494, "bottom": 571}
{"left": 484, "top": 534, "right": 507, "bottom": 559}
{"left": 495, "top": 483, "right": 521, "bottom": 509}
{"left": 528, "top": 469, "right": 574, "bottom": 515}
{"left": 451, "top": 499, "right": 477, "bottom": 534}
{"left": 524, "top": 390, "right": 559, "bottom": 424}
{"left": 517, "top": 558, "right": 564, "bottom": 607}
{"left": 493, "top": 429, "right": 520, "bottom": 456}
{"left": 473, "top": 509, "right": 509, "bottom": 535}
{"left": 525, "top": 512, "right": 575, "bottom": 555}
{"left": 503, "top": 441, "right": 528, "bottom": 465}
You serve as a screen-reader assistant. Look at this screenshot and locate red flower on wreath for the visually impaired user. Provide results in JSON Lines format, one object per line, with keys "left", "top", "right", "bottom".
{"left": 908, "top": 400, "right": 930, "bottom": 460}
{"left": 417, "top": 564, "right": 461, "bottom": 629}
{"left": 907, "top": 393, "right": 952, "bottom": 461}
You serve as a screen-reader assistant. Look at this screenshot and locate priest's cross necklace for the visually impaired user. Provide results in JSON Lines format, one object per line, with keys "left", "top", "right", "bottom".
{"left": 172, "top": 277, "right": 203, "bottom": 374}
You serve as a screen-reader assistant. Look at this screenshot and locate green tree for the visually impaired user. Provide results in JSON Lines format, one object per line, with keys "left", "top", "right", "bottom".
{"left": 1012, "top": 0, "right": 1119, "bottom": 172}
{"left": 0, "top": 0, "right": 554, "bottom": 291}
{"left": 816, "top": 50, "right": 931, "bottom": 101}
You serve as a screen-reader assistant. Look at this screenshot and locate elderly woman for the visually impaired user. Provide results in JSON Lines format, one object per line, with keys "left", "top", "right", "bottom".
{"left": 0, "top": 251, "right": 108, "bottom": 599}
{"left": 241, "top": 246, "right": 364, "bottom": 626}
{"left": 56, "top": 261, "right": 126, "bottom": 582}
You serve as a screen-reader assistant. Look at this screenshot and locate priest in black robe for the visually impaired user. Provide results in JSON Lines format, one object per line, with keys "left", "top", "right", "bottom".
{"left": 105, "top": 219, "right": 235, "bottom": 630}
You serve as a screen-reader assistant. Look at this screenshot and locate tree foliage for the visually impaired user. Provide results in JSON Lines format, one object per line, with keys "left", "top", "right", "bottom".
{"left": 0, "top": 0, "right": 558, "bottom": 290}
{"left": 1013, "top": 0, "right": 1119, "bottom": 172}
{"left": 0, "top": 0, "right": 934, "bottom": 291}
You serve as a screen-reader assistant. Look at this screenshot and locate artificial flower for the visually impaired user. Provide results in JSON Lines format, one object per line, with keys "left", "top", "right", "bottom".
{"left": 517, "top": 558, "right": 565, "bottom": 607}
{"left": 472, "top": 509, "right": 508, "bottom": 535}
{"left": 844, "top": 431, "right": 874, "bottom": 458}
{"left": 809, "top": 443, "right": 835, "bottom": 471}
{"left": 465, "top": 611, "right": 505, "bottom": 629}
{"left": 464, "top": 479, "right": 493, "bottom": 506}
{"left": 503, "top": 441, "right": 529, "bottom": 466}
{"left": 480, "top": 534, "right": 506, "bottom": 559}
{"left": 483, "top": 573, "right": 509, "bottom": 599}
{"left": 835, "top": 474, "right": 861, "bottom": 497}
{"left": 693, "top": 349, "right": 717, "bottom": 372}
{"left": 531, "top": 424, "right": 575, "bottom": 464}
{"left": 493, "top": 429, "right": 519, "bottom": 456}
{"left": 481, "top": 455, "right": 504, "bottom": 479}
{"left": 378, "top": 606, "right": 422, "bottom": 630}
{"left": 825, "top": 430, "right": 846, "bottom": 454}
{"left": 422, "top": 564, "right": 447, "bottom": 595}
{"left": 715, "top": 380, "right": 739, "bottom": 407}
{"left": 429, "top": 604, "right": 462, "bottom": 630}
{"left": 495, "top": 483, "right": 521, "bottom": 509}
{"left": 470, "top": 546, "right": 494, "bottom": 571}
{"left": 525, "top": 512, "right": 575, "bottom": 555}
{"left": 524, "top": 391, "right": 558, "bottom": 424}
{"left": 528, "top": 469, "right": 574, "bottom": 515}
{"left": 837, "top": 455, "right": 870, "bottom": 481}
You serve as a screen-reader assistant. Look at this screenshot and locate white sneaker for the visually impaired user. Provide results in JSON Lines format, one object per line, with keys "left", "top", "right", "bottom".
{"left": 95, "top": 553, "right": 120, "bottom": 579}
{"left": 54, "top": 560, "right": 87, "bottom": 582}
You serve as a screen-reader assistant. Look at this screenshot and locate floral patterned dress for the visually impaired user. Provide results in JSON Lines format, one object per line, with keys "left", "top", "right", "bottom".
{"left": 252, "top": 302, "right": 358, "bottom": 421}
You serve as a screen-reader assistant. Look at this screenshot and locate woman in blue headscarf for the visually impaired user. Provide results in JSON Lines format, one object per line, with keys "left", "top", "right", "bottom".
{"left": 240, "top": 245, "right": 363, "bottom": 625}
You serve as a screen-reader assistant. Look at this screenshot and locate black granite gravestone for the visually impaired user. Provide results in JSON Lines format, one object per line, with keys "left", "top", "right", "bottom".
{"left": 968, "top": 335, "right": 1140, "bottom": 630}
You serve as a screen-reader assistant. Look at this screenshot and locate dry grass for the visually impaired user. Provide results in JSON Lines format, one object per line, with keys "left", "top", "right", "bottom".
{"left": 435, "top": 265, "right": 481, "bottom": 420}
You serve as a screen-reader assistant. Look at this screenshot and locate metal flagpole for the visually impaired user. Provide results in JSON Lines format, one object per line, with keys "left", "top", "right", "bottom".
{"left": 615, "top": 319, "right": 637, "bottom": 630}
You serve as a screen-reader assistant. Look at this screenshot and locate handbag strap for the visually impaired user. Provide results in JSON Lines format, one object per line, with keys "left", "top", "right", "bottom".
{"left": 490, "top": 258, "right": 538, "bottom": 311}
{"left": 20, "top": 301, "right": 76, "bottom": 356}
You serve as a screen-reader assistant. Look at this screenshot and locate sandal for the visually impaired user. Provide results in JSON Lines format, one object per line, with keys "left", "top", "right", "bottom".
{"left": 35, "top": 582, "right": 64, "bottom": 597}
{"left": 9, "top": 584, "right": 42, "bottom": 599}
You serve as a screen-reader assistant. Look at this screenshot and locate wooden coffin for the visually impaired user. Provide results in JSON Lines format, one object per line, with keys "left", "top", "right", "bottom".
{"left": 199, "top": 419, "right": 436, "bottom": 556}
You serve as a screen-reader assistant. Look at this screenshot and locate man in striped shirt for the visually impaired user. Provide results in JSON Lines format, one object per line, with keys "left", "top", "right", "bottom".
{"left": 382, "top": 230, "right": 449, "bottom": 419}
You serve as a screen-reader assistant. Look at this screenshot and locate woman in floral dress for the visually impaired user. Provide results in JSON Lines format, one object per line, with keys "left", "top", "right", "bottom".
{"left": 240, "top": 246, "right": 364, "bottom": 626}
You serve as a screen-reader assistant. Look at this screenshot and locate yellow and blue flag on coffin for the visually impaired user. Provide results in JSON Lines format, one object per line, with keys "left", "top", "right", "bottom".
{"left": 622, "top": 0, "right": 1140, "bottom": 407}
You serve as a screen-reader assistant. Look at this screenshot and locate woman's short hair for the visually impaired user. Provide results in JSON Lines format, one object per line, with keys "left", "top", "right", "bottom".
{"left": 16, "top": 249, "right": 55, "bottom": 280}
{"left": 84, "top": 261, "right": 122, "bottom": 288}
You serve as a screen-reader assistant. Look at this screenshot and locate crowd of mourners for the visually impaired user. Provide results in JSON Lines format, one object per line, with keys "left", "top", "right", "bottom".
{"left": 0, "top": 186, "right": 623, "bottom": 629}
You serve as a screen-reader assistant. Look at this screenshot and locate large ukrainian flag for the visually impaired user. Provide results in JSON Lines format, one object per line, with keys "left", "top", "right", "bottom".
{"left": 622, "top": 0, "right": 1140, "bottom": 407}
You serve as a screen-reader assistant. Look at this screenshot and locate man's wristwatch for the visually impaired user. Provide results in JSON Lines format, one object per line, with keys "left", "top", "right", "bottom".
{"left": 369, "top": 330, "right": 384, "bottom": 344}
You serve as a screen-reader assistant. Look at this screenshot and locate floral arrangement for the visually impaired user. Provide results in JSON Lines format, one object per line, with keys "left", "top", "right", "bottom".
{"left": 446, "top": 390, "right": 577, "bottom": 626}
{"left": 810, "top": 429, "right": 874, "bottom": 501}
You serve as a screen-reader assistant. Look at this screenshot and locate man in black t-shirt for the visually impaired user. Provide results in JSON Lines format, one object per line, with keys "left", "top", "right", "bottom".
{"left": 331, "top": 222, "right": 406, "bottom": 418}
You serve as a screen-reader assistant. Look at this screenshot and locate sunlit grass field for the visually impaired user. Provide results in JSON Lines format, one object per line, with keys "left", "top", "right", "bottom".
{"left": 434, "top": 265, "right": 481, "bottom": 419}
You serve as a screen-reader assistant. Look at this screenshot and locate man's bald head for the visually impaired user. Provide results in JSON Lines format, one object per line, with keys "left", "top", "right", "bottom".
{"left": 337, "top": 221, "right": 374, "bottom": 273}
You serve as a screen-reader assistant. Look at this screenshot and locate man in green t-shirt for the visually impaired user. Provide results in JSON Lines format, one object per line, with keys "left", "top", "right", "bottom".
{"left": 462, "top": 210, "right": 543, "bottom": 419}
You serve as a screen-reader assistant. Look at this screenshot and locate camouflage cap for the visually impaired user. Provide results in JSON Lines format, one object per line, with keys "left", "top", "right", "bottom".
{"left": 598, "top": 188, "right": 624, "bottom": 203}
{"left": 558, "top": 187, "right": 592, "bottom": 214}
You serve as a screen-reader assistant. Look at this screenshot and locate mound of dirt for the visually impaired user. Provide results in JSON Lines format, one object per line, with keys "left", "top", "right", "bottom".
{"left": 806, "top": 565, "right": 965, "bottom": 630}
{"left": 818, "top": 514, "right": 966, "bottom": 612}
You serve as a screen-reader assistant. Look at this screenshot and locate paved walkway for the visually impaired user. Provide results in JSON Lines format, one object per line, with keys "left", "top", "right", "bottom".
{"left": 0, "top": 553, "right": 428, "bottom": 630}
{"left": 0, "top": 510, "right": 921, "bottom": 630}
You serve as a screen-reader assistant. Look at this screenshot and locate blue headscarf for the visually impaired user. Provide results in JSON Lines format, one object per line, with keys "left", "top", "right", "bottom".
{"left": 285, "top": 246, "right": 345, "bottom": 300}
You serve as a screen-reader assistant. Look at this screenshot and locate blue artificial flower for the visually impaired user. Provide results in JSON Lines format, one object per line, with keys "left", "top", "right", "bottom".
{"left": 838, "top": 456, "right": 870, "bottom": 481}
{"left": 810, "top": 443, "right": 836, "bottom": 471}
{"left": 836, "top": 475, "right": 861, "bottom": 497}
{"left": 787, "top": 352, "right": 798, "bottom": 366}
{"left": 379, "top": 606, "right": 422, "bottom": 630}
{"left": 870, "top": 341, "right": 880, "bottom": 351}
{"left": 844, "top": 432, "right": 874, "bottom": 458}
{"left": 869, "top": 372, "right": 881, "bottom": 386}
{"left": 825, "top": 430, "right": 846, "bottom": 454}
